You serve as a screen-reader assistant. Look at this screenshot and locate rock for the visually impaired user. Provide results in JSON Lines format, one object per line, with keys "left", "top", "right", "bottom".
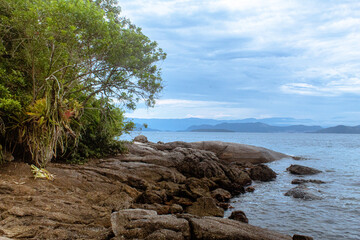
{"left": 246, "top": 186, "right": 255, "bottom": 192}
{"left": 131, "top": 203, "right": 183, "bottom": 215}
{"left": 162, "top": 141, "right": 290, "bottom": 164}
{"left": 133, "top": 135, "right": 148, "bottom": 143}
{"left": 183, "top": 178, "right": 215, "bottom": 199}
{"left": 111, "top": 209, "right": 190, "bottom": 239}
{"left": 145, "top": 229, "right": 184, "bottom": 240}
{"left": 291, "top": 179, "right": 326, "bottom": 184}
{"left": 186, "top": 197, "right": 224, "bottom": 217}
{"left": 287, "top": 165, "right": 322, "bottom": 175}
{"left": 136, "top": 189, "right": 168, "bottom": 204}
{"left": 284, "top": 185, "right": 322, "bottom": 200}
{"left": 293, "top": 234, "right": 314, "bottom": 240}
{"left": 228, "top": 210, "right": 249, "bottom": 223}
{"left": 211, "top": 188, "right": 232, "bottom": 202}
{"left": 222, "top": 164, "right": 252, "bottom": 186}
{"left": 189, "top": 217, "right": 292, "bottom": 240}
{"left": 249, "top": 164, "right": 277, "bottom": 181}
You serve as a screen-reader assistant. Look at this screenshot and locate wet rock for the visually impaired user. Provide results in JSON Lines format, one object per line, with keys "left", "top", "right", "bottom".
{"left": 287, "top": 165, "right": 322, "bottom": 175}
{"left": 228, "top": 210, "right": 249, "bottom": 223}
{"left": 189, "top": 217, "right": 292, "bottom": 240}
{"left": 293, "top": 234, "right": 314, "bottom": 240}
{"left": 246, "top": 186, "right": 255, "bottom": 192}
{"left": 291, "top": 179, "right": 326, "bottom": 184}
{"left": 133, "top": 135, "right": 148, "bottom": 143}
{"left": 249, "top": 164, "right": 277, "bottom": 181}
{"left": 211, "top": 188, "right": 231, "bottom": 202}
{"left": 111, "top": 209, "right": 190, "bottom": 239}
{"left": 284, "top": 185, "right": 322, "bottom": 200}
{"left": 186, "top": 197, "right": 224, "bottom": 217}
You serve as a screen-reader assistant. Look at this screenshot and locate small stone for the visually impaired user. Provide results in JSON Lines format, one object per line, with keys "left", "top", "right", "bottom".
{"left": 133, "top": 135, "right": 148, "bottom": 143}
{"left": 246, "top": 186, "right": 255, "bottom": 192}
{"left": 293, "top": 234, "right": 314, "bottom": 240}
{"left": 228, "top": 210, "right": 248, "bottom": 223}
{"left": 287, "top": 165, "right": 322, "bottom": 175}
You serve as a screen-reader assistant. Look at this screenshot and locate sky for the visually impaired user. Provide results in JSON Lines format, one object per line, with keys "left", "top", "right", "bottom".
{"left": 119, "top": 0, "right": 360, "bottom": 125}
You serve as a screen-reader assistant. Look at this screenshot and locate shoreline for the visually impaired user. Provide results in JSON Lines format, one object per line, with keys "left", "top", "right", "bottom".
{"left": 0, "top": 136, "right": 312, "bottom": 239}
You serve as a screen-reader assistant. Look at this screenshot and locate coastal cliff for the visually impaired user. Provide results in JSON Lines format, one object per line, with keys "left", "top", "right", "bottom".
{"left": 0, "top": 136, "right": 295, "bottom": 239}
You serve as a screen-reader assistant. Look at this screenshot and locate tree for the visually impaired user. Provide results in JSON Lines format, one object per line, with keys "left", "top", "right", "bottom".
{"left": 0, "top": 0, "right": 166, "bottom": 166}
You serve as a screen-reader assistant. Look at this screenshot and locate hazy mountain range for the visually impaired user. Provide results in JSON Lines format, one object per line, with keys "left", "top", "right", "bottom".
{"left": 131, "top": 117, "right": 360, "bottom": 134}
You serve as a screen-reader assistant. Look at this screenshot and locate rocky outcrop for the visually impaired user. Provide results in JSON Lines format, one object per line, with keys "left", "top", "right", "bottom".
{"left": 284, "top": 185, "right": 322, "bottom": 200}
{"left": 0, "top": 138, "right": 297, "bottom": 239}
{"left": 287, "top": 165, "right": 322, "bottom": 175}
{"left": 144, "top": 140, "right": 290, "bottom": 164}
{"left": 110, "top": 209, "right": 292, "bottom": 240}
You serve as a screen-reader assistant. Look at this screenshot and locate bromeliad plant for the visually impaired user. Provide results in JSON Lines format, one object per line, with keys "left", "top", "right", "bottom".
{"left": 22, "top": 96, "right": 81, "bottom": 167}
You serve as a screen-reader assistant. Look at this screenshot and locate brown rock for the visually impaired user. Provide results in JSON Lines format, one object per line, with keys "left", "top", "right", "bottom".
{"left": 189, "top": 217, "right": 292, "bottom": 240}
{"left": 291, "top": 179, "right": 325, "bottom": 184}
{"left": 246, "top": 186, "right": 255, "bottom": 192}
{"left": 249, "top": 164, "right": 277, "bottom": 181}
{"left": 228, "top": 210, "right": 249, "bottom": 223}
{"left": 111, "top": 209, "right": 190, "bottom": 239}
{"left": 186, "top": 197, "right": 224, "bottom": 217}
{"left": 287, "top": 165, "right": 322, "bottom": 175}
{"left": 293, "top": 234, "right": 314, "bottom": 240}
{"left": 211, "top": 188, "right": 232, "bottom": 202}
{"left": 133, "top": 135, "right": 148, "bottom": 143}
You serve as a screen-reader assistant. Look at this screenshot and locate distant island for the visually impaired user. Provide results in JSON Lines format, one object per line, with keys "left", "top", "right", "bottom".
{"left": 187, "top": 122, "right": 322, "bottom": 133}
{"left": 131, "top": 117, "right": 360, "bottom": 134}
{"left": 316, "top": 125, "right": 360, "bottom": 134}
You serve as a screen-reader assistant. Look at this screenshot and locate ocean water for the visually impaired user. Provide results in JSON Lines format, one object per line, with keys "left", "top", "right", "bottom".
{"left": 122, "top": 132, "right": 360, "bottom": 240}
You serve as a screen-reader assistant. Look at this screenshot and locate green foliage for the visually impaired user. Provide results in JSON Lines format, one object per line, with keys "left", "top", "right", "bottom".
{"left": 0, "top": 0, "right": 165, "bottom": 166}
{"left": 63, "top": 98, "right": 133, "bottom": 163}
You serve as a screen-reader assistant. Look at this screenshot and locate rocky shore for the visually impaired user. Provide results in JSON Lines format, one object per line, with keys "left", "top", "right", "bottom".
{"left": 0, "top": 136, "right": 310, "bottom": 239}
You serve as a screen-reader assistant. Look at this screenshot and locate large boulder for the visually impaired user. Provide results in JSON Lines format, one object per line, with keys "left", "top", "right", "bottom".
{"left": 284, "top": 185, "right": 322, "bottom": 200}
{"left": 249, "top": 164, "right": 277, "bottom": 181}
{"left": 161, "top": 141, "right": 290, "bottom": 164}
{"left": 111, "top": 209, "right": 190, "bottom": 239}
{"left": 286, "top": 165, "right": 322, "bottom": 175}
{"left": 189, "top": 217, "right": 292, "bottom": 240}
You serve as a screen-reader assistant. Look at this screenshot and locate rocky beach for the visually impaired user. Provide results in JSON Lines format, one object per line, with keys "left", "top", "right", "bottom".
{"left": 0, "top": 136, "right": 315, "bottom": 240}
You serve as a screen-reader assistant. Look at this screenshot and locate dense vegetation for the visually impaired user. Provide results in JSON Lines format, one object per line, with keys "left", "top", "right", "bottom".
{"left": 0, "top": 0, "right": 166, "bottom": 166}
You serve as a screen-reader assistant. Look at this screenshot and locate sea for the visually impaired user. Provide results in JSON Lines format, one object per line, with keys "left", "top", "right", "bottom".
{"left": 122, "top": 132, "right": 360, "bottom": 240}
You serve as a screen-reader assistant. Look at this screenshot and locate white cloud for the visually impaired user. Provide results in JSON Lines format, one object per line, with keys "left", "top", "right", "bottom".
{"left": 281, "top": 77, "right": 360, "bottom": 96}
{"left": 126, "top": 98, "right": 259, "bottom": 119}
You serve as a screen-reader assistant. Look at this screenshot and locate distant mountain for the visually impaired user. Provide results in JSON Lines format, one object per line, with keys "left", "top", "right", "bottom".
{"left": 190, "top": 129, "right": 235, "bottom": 132}
{"left": 187, "top": 122, "right": 323, "bottom": 133}
{"left": 129, "top": 117, "right": 318, "bottom": 132}
{"left": 134, "top": 123, "right": 160, "bottom": 132}
{"left": 316, "top": 125, "right": 360, "bottom": 134}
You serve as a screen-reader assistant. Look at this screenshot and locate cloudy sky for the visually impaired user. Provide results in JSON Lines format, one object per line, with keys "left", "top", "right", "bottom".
{"left": 119, "top": 0, "right": 360, "bottom": 124}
